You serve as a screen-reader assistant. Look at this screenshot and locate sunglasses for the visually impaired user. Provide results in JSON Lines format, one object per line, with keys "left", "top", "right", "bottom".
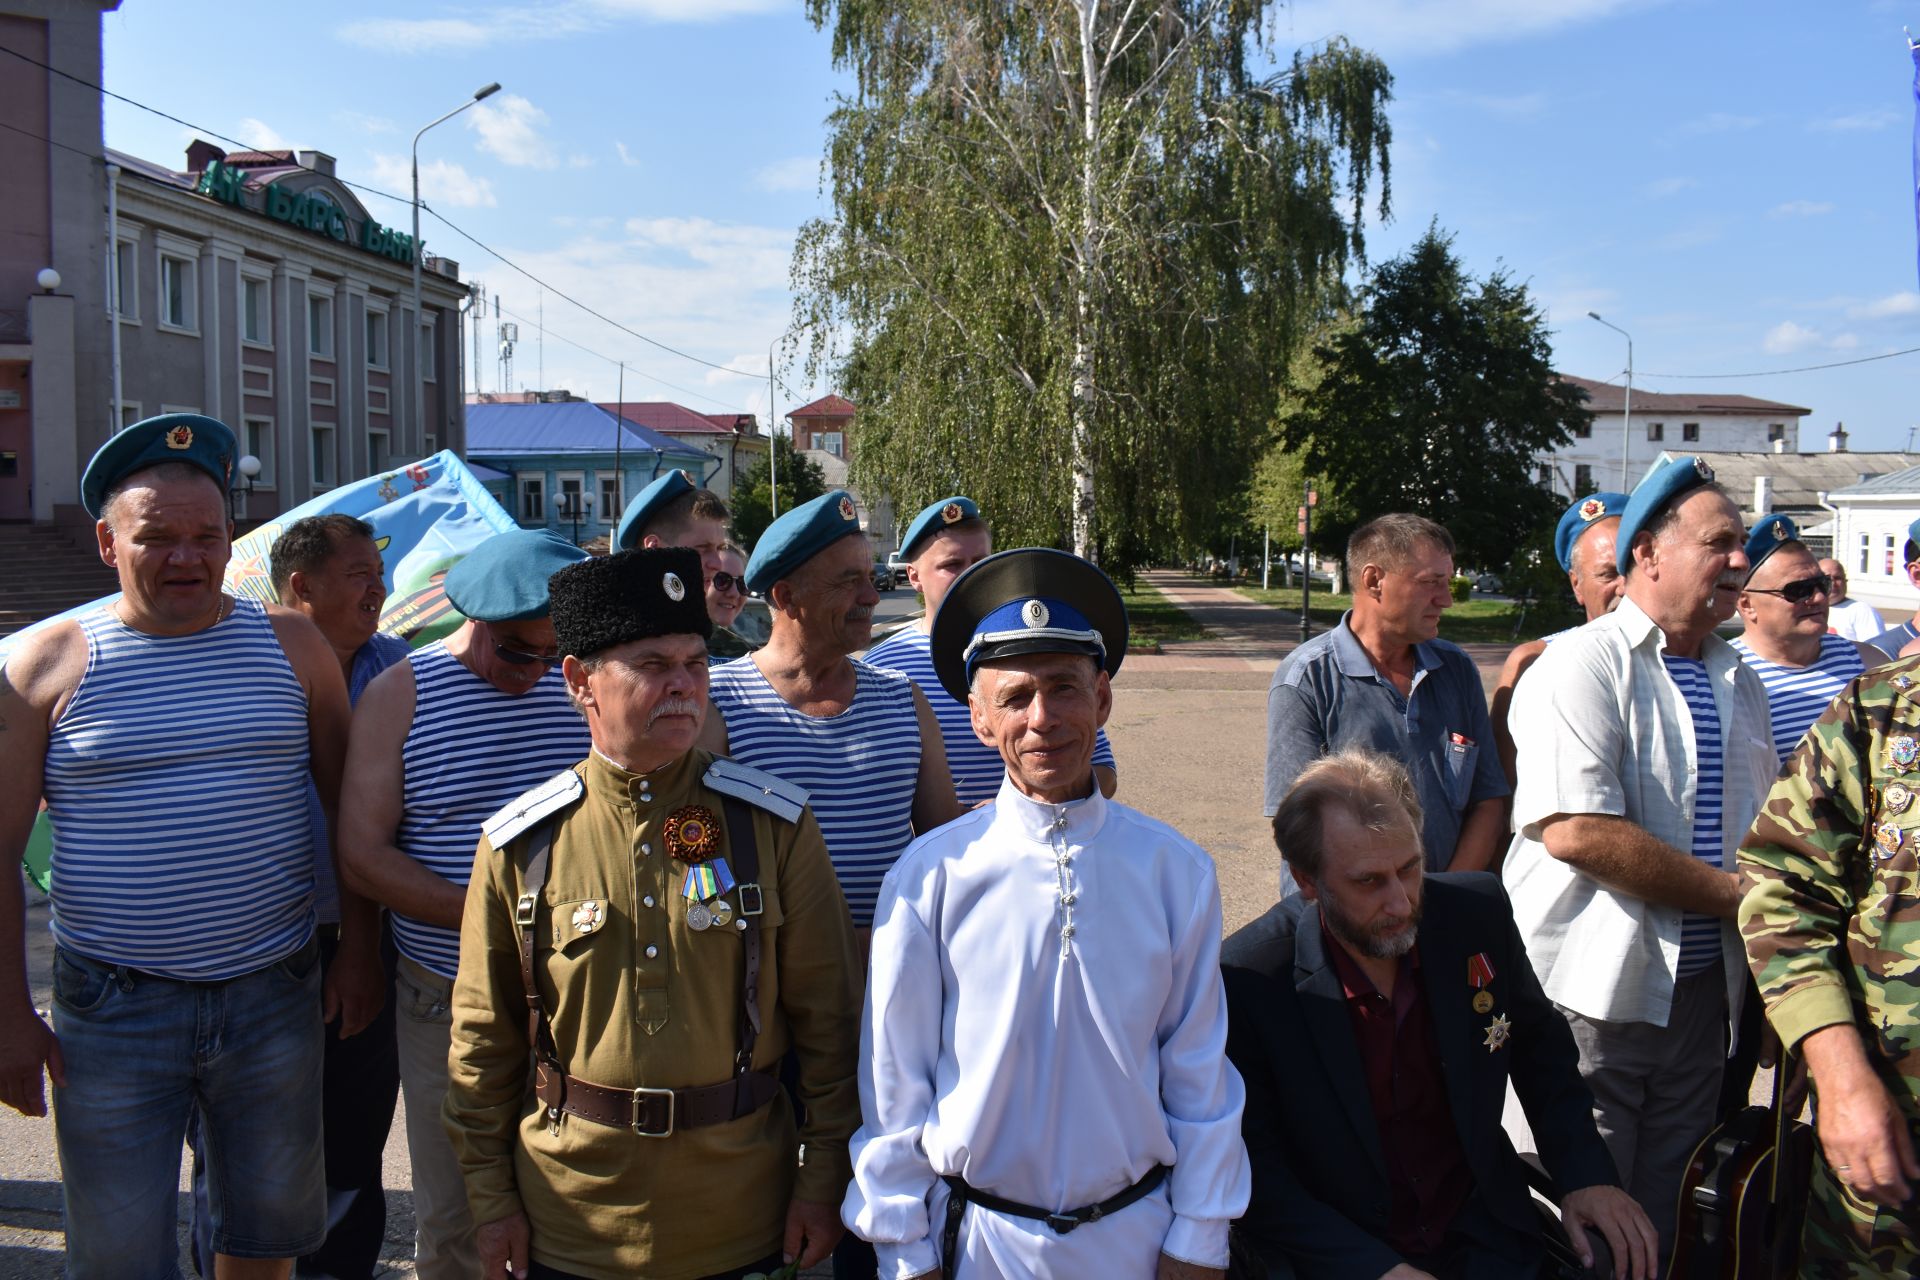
{"left": 493, "top": 642, "right": 561, "bottom": 668}
{"left": 1747, "top": 573, "right": 1832, "bottom": 604}
{"left": 711, "top": 572, "right": 743, "bottom": 594}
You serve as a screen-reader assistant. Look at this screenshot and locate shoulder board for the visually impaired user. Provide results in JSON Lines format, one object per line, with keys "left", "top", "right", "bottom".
{"left": 704, "top": 758, "right": 808, "bottom": 824}
{"left": 483, "top": 769, "right": 585, "bottom": 847}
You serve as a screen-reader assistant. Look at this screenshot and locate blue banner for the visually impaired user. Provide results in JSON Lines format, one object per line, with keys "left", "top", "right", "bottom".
{"left": 8, "top": 451, "right": 519, "bottom": 891}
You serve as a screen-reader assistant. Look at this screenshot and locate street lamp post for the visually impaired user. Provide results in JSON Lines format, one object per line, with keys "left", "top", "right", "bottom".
{"left": 413, "top": 83, "right": 501, "bottom": 455}
{"left": 231, "top": 453, "right": 262, "bottom": 523}
{"left": 1587, "top": 311, "right": 1634, "bottom": 490}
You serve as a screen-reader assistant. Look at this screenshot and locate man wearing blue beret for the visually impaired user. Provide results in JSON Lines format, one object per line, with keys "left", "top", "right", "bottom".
{"left": 865, "top": 495, "right": 1118, "bottom": 806}
{"left": 614, "top": 468, "right": 730, "bottom": 587}
{"left": 1264, "top": 514, "right": 1510, "bottom": 898}
{"left": 338, "top": 527, "right": 592, "bottom": 1280}
{"left": 0, "top": 413, "right": 365, "bottom": 1276}
{"left": 1503, "top": 455, "right": 1778, "bottom": 1257}
{"left": 1490, "top": 492, "right": 1630, "bottom": 788}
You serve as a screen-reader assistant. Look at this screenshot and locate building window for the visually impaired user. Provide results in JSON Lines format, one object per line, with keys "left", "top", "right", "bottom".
{"left": 368, "top": 428, "right": 391, "bottom": 476}
{"left": 818, "top": 431, "right": 843, "bottom": 457}
{"left": 1888, "top": 535, "right": 1899, "bottom": 577}
{"left": 116, "top": 401, "right": 142, "bottom": 433}
{"left": 598, "top": 474, "right": 622, "bottom": 524}
{"left": 113, "top": 240, "right": 139, "bottom": 320}
{"left": 366, "top": 309, "right": 389, "bottom": 370}
{"left": 555, "top": 474, "right": 586, "bottom": 524}
{"left": 242, "top": 276, "right": 270, "bottom": 346}
{"left": 520, "top": 477, "right": 544, "bottom": 523}
{"left": 420, "top": 321, "right": 436, "bottom": 382}
{"left": 158, "top": 255, "right": 196, "bottom": 331}
{"left": 244, "top": 417, "right": 276, "bottom": 488}
{"left": 311, "top": 425, "right": 336, "bottom": 492}
{"left": 1768, "top": 423, "right": 1785, "bottom": 442}
{"left": 308, "top": 293, "right": 334, "bottom": 358}
{"left": 1682, "top": 422, "right": 1699, "bottom": 443}
{"left": 1536, "top": 463, "right": 1552, "bottom": 487}
{"left": 1572, "top": 420, "right": 1591, "bottom": 439}
{"left": 1574, "top": 464, "right": 1594, "bottom": 493}
{"left": 1646, "top": 422, "right": 1664, "bottom": 442}
{"left": 1861, "top": 534, "right": 1870, "bottom": 575}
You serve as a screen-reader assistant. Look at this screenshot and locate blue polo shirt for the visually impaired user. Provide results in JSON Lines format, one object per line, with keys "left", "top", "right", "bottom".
{"left": 1264, "top": 612, "right": 1508, "bottom": 895}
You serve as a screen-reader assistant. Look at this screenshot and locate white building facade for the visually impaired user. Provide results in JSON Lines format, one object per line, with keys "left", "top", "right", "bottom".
{"left": 1537, "top": 375, "right": 1812, "bottom": 498}
{"left": 1826, "top": 466, "right": 1920, "bottom": 614}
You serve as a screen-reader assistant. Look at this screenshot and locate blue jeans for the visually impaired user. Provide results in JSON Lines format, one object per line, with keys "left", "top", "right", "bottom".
{"left": 52, "top": 937, "right": 327, "bottom": 1279}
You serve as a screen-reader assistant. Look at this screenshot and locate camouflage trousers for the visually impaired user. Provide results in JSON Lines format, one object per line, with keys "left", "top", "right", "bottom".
{"left": 1797, "top": 1138, "right": 1920, "bottom": 1278}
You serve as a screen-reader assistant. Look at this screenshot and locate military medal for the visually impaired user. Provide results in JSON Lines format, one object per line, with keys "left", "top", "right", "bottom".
{"left": 1896, "top": 675, "right": 1914, "bottom": 692}
{"left": 1885, "top": 782, "right": 1914, "bottom": 815}
{"left": 686, "top": 899, "right": 714, "bottom": 931}
{"left": 1483, "top": 1013, "right": 1512, "bottom": 1053}
{"left": 666, "top": 806, "right": 722, "bottom": 863}
{"left": 1890, "top": 736, "right": 1920, "bottom": 772}
{"left": 571, "top": 900, "right": 603, "bottom": 935}
{"left": 1467, "top": 952, "right": 1497, "bottom": 1014}
{"left": 710, "top": 898, "right": 734, "bottom": 928}
{"left": 1874, "top": 820, "right": 1904, "bottom": 860}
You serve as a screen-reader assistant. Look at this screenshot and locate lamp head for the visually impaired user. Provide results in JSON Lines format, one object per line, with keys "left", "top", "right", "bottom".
{"left": 1587, "top": 310, "right": 1603, "bottom": 321}
{"left": 474, "top": 82, "right": 502, "bottom": 101}
{"left": 237, "top": 454, "right": 263, "bottom": 481}
{"left": 35, "top": 268, "right": 60, "bottom": 292}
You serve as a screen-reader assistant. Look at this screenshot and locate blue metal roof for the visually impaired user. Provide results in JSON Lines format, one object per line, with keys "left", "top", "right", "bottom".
{"left": 465, "top": 401, "right": 707, "bottom": 461}
{"left": 466, "top": 461, "right": 511, "bottom": 483}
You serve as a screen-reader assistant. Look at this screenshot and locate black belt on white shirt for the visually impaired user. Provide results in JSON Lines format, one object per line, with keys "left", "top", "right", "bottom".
{"left": 939, "top": 1164, "right": 1169, "bottom": 1277}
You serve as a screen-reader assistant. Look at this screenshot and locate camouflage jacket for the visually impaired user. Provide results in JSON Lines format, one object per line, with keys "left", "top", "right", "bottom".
{"left": 1737, "top": 655, "right": 1920, "bottom": 1108}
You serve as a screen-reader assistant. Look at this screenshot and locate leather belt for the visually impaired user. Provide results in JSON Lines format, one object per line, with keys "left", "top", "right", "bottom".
{"left": 534, "top": 1060, "right": 779, "bottom": 1137}
{"left": 939, "top": 1164, "right": 1169, "bottom": 1277}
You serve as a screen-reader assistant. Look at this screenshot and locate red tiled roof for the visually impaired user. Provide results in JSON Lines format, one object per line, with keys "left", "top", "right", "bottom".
{"left": 788, "top": 393, "right": 856, "bottom": 419}
{"left": 1556, "top": 374, "right": 1810, "bottom": 418}
{"left": 703, "top": 413, "right": 758, "bottom": 432}
{"left": 596, "top": 401, "right": 733, "bottom": 434}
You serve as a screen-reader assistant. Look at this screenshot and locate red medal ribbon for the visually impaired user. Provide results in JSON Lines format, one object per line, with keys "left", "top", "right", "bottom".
{"left": 1467, "top": 953, "right": 1497, "bottom": 990}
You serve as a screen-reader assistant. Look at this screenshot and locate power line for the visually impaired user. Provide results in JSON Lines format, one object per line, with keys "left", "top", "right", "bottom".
{"left": 1640, "top": 344, "right": 1920, "bottom": 379}
{"left": 490, "top": 301, "right": 753, "bottom": 413}
{"left": 1, "top": 41, "right": 808, "bottom": 404}
{"left": 0, "top": 115, "right": 104, "bottom": 162}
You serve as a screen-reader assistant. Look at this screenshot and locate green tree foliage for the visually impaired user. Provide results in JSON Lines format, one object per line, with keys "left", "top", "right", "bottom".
{"left": 1273, "top": 225, "right": 1591, "bottom": 571}
{"left": 791, "top": 0, "right": 1393, "bottom": 574}
{"left": 730, "top": 437, "right": 830, "bottom": 552}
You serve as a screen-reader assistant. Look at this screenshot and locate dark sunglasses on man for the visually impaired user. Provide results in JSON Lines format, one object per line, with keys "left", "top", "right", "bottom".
{"left": 493, "top": 642, "right": 561, "bottom": 668}
{"left": 1746, "top": 572, "right": 1831, "bottom": 605}
{"left": 710, "top": 571, "right": 743, "bottom": 594}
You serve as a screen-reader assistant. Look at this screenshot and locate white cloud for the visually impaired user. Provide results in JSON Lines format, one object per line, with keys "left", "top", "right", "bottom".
{"left": 236, "top": 117, "right": 293, "bottom": 152}
{"left": 1769, "top": 199, "right": 1835, "bottom": 218}
{"left": 567, "top": 154, "right": 596, "bottom": 169}
{"left": 1675, "top": 111, "right": 1762, "bottom": 137}
{"left": 367, "top": 154, "right": 498, "bottom": 208}
{"left": 1644, "top": 176, "right": 1697, "bottom": 198}
{"left": 336, "top": 0, "right": 783, "bottom": 53}
{"left": 1278, "top": 0, "right": 1665, "bottom": 57}
{"left": 334, "top": 110, "right": 396, "bottom": 136}
{"left": 467, "top": 94, "right": 558, "bottom": 169}
{"left": 1849, "top": 291, "right": 1920, "bottom": 319}
{"left": 755, "top": 156, "right": 819, "bottom": 193}
{"left": 1810, "top": 107, "right": 1901, "bottom": 132}
{"left": 616, "top": 141, "right": 641, "bottom": 167}
{"left": 1761, "top": 321, "right": 1860, "bottom": 355}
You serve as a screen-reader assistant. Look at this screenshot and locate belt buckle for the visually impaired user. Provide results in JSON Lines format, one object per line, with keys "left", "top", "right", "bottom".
{"left": 1045, "top": 1212, "right": 1082, "bottom": 1235}
{"left": 630, "top": 1086, "right": 675, "bottom": 1137}
{"left": 515, "top": 894, "right": 538, "bottom": 928}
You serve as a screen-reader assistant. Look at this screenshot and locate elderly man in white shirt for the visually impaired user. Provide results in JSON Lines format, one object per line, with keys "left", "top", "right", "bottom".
{"left": 844, "top": 548, "right": 1250, "bottom": 1280}
{"left": 1503, "top": 455, "right": 1777, "bottom": 1259}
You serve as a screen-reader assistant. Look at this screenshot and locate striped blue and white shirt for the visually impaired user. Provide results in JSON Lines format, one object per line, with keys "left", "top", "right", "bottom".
{"left": 863, "top": 625, "right": 1118, "bottom": 807}
{"left": 395, "top": 643, "right": 589, "bottom": 978}
{"left": 708, "top": 656, "right": 921, "bottom": 927}
{"left": 43, "top": 598, "right": 315, "bottom": 980}
{"left": 1662, "top": 654, "right": 1727, "bottom": 977}
{"left": 1729, "top": 631, "right": 1865, "bottom": 767}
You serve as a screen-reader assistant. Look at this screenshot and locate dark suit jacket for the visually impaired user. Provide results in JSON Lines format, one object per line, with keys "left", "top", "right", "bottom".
{"left": 1221, "top": 873, "right": 1619, "bottom": 1280}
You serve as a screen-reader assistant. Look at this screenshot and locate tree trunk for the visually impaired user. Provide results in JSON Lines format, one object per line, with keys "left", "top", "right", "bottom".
{"left": 1069, "top": 0, "right": 1100, "bottom": 562}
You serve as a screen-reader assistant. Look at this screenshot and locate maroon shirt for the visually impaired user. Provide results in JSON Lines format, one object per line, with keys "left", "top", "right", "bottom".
{"left": 1322, "top": 925, "right": 1474, "bottom": 1258}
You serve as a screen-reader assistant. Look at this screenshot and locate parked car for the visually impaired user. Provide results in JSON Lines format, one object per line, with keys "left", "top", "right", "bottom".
{"left": 885, "top": 553, "right": 911, "bottom": 587}
{"left": 872, "top": 560, "right": 896, "bottom": 592}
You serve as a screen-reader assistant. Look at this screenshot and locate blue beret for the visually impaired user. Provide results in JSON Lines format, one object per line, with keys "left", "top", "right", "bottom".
{"left": 1905, "top": 516, "right": 1920, "bottom": 563}
{"left": 745, "top": 489, "right": 864, "bottom": 594}
{"left": 899, "top": 496, "right": 981, "bottom": 561}
{"left": 613, "top": 469, "right": 697, "bottom": 551}
{"left": 1553, "top": 492, "right": 1629, "bottom": 571}
{"left": 82, "top": 413, "right": 236, "bottom": 518}
{"left": 1743, "top": 514, "right": 1800, "bottom": 581}
{"left": 929, "top": 548, "right": 1128, "bottom": 704}
{"left": 1615, "top": 455, "right": 1718, "bottom": 574}
{"left": 442, "top": 528, "right": 589, "bottom": 622}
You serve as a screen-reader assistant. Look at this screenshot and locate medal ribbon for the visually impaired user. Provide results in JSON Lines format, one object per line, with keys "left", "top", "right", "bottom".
{"left": 1467, "top": 953, "right": 1497, "bottom": 989}
{"left": 709, "top": 856, "right": 737, "bottom": 896}
{"left": 683, "top": 863, "right": 721, "bottom": 902}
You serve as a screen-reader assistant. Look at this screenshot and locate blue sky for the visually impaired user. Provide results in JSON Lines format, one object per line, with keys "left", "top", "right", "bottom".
{"left": 100, "top": 1, "right": 1920, "bottom": 448}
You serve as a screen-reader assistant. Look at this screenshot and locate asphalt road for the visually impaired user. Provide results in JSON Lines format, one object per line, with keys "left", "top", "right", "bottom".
{"left": 0, "top": 573, "right": 1511, "bottom": 1275}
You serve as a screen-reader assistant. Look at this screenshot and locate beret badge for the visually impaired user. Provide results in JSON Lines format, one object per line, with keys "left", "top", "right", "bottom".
{"left": 1693, "top": 457, "right": 1714, "bottom": 481}
{"left": 165, "top": 424, "right": 194, "bottom": 450}
{"left": 663, "top": 571, "right": 686, "bottom": 601}
{"left": 838, "top": 496, "right": 856, "bottom": 522}
{"left": 1772, "top": 522, "right": 1787, "bottom": 541}
{"left": 942, "top": 502, "right": 963, "bottom": 524}
{"left": 1578, "top": 497, "right": 1605, "bottom": 522}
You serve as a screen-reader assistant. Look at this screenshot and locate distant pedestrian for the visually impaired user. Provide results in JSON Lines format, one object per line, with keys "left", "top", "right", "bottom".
{"left": 0, "top": 414, "right": 356, "bottom": 1276}
{"left": 1264, "top": 513, "right": 1509, "bottom": 896}
{"left": 708, "top": 542, "right": 749, "bottom": 631}
{"left": 1819, "top": 558, "right": 1883, "bottom": 645}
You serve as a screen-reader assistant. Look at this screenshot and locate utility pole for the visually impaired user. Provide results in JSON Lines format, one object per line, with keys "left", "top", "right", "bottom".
{"left": 1298, "top": 485, "right": 1318, "bottom": 641}
{"left": 768, "top": 339, "right": 781, "bottom": 521}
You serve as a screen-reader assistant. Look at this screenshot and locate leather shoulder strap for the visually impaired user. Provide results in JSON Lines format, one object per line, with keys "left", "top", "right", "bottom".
{"left": 722, "top": 795, "right": 765, "bottom": 1109}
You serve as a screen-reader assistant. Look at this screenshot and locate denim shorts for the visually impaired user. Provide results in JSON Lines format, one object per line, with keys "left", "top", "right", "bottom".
{"left": 52, "top": 936, "right": 326, "bottom": 1277}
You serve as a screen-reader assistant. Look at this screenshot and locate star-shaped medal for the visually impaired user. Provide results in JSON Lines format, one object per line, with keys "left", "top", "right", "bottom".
{"left": 571, "top": 900, "right": 602, "bottom": 934}
{"left": 1483, "top": 1013, "right": 1512, "bottom": 1053}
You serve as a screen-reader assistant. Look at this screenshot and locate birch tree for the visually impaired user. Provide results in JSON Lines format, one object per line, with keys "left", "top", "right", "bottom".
{"left": 792, "top": 0, "right": 1391, "bottom": 571}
